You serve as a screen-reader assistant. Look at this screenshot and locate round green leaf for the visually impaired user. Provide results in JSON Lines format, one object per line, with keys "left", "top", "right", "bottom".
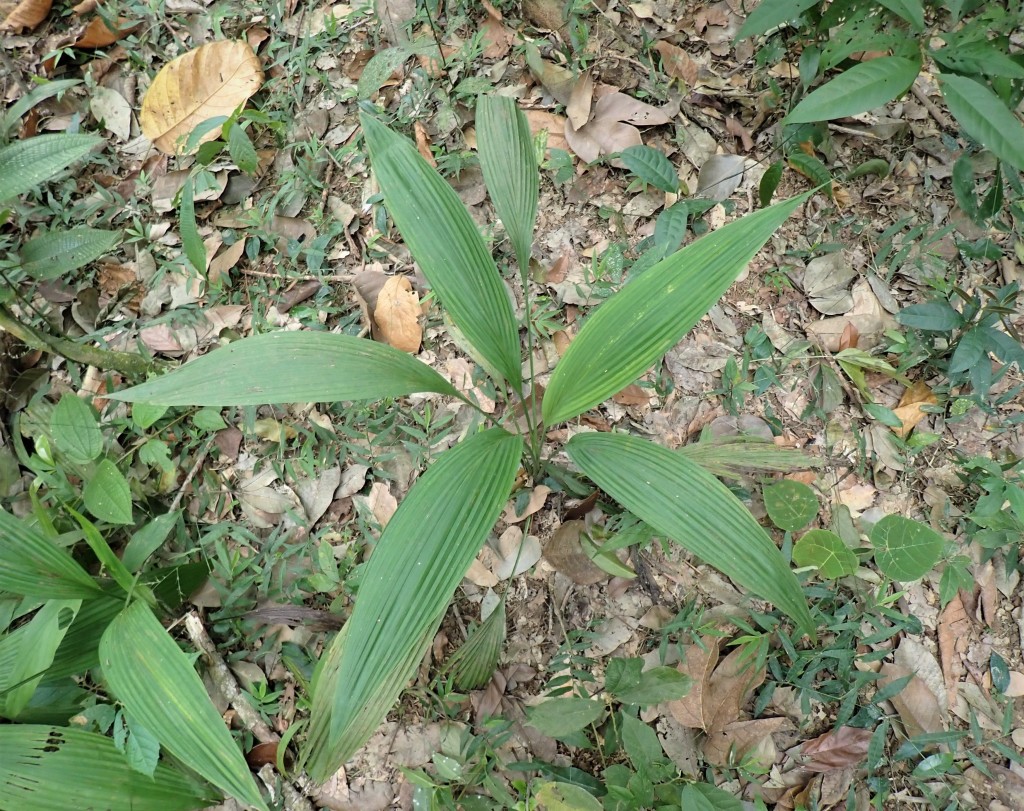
{"left": 793, "top": 529, "right": 858, "bottom": 579}
{"left": 83, "top": 459, "right": 133, "bottom": 525}
{"left": 763, "top": 480, "right": 819, "bottom": 532}
{"left": 870, "top": 515, "right": 943, "bottom": 581}
{"left": 51, "top": 394, "right": 103, "bottom": 464}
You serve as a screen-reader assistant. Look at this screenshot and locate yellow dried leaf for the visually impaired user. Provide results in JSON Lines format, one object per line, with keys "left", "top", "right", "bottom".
{"left": 893, "top": 380, "right": 937, "bottom": 438}
{"left": 140, "top": 40, "right": 263, "bottom": 155}
{"left": 373, "top": 275, "right": 421, "bottom": 353}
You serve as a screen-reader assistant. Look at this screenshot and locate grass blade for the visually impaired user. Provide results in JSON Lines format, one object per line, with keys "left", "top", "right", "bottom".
{"left": 309, "top": 427, "right": 522, "bottom": 778}
{"left": 567, "top": 432, "right": 814, "bottom": 638}
{"left": 110, "top": 331, "right": 457, "bottom": 405}
{"left": 99, "top": 602, "right": 268, "bottom": 810}
{"left": 543, "top": 193, "right": 808, "bottom": 424}
{"left": 0, "top": 725, "right": 216, "bottom": 811}
{"left": 361, "top": 112, "right": 522, "bottom": 387}
{"left": 476, "top": 95, "right": 538, "bottom": 274}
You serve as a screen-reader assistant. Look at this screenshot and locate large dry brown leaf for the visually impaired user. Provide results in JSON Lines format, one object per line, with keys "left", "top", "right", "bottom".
{"left": 800, "top": 726, "right": 873, "bottom": 772}
{"left": 669, "top": 637, "right": 767, "bottom": 736}
{"left": 654, "top": 40, "right": 699, "bottom": 87}
{"left": 938, "top": 595, "right": 971, "bottom": 708}
{"left": 0, "top": 0, "right": 50, "bottom": 31}
{"left": 879, "top": 664, "right": 945, "bottom": 737}
{"left": 566, "top": 70, "right": 594, "bottom": 130}
{"left": 564, "top": 93, "right": 672, "bottom": 165}
{"left": 141, "top": 41, "right": 263, "bottom": 155}
{"left": 373, "top": 275, "right": 422, "bottom": 353}
{"left": 543, "top": 520, "right": 607, "bottom": 585}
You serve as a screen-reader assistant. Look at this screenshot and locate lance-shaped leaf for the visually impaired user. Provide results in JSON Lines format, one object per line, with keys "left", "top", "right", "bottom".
{"left": 0, "top": 725, "right": 217, "bottom": 811}
{"left": 543, "top": 193, "right": 808, "bottom": 424}
{"left": 0, "top": 134, "right": 102, "bottom": 201}
{"left": 0, "top": 509, "right": 102, "bottom": 599}
{"left": 786, "top": 57, "right": 920, "bottom": 124}
{"left": 567, "top": 433, "right": 814, "bottom": 638}
{"left": 99, "top": 602, "right": 268, "bottom": 810}
{"left": 110, "top": 331, "right": 457, "bottom": 405}
{"left": 309, "top": 428, "right": 521, "bottom": 778}
{"left": 361, "top": 112, "right": 522, "bottom": 387}
{"left": 476, "top": 95, "right": 538, "bottom": 274}
{"left": 939, "top": 73, "right": 1024, "bottom": 172}
{"left": 0, "top": 600, "right": 81, "bottom": 718}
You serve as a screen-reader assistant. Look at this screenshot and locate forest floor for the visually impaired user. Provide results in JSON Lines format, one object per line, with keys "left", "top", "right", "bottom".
{"left": 2, "top": 0, "right": 1024, "bottom": 809}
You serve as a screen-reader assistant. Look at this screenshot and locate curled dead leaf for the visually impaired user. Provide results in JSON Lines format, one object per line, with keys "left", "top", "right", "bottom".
{"left": 141, "top": 40, "right": 264, "bottom": 155}
{"left": 1, "top": 0, "right": 51, "bottom": 31}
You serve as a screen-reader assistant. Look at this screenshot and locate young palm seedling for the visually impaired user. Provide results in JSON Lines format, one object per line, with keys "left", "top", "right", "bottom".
{"left": 108, "top": 96, "right": 817, "bottom": 792}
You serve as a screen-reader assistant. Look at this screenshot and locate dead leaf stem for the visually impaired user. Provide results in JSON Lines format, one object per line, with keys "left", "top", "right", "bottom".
{"left": 0, "top": 304, "right": 163, "bottom": 377}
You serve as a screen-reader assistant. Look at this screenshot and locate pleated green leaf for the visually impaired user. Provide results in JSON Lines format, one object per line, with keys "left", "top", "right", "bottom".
{"left": 19, "top": 227, "right": 122, "bottom": 280}
{"left": 110, "top": 331, "right": 457, "bottom": 406}
{"left": 939, "top": 73, "right": 1024, "bottom": 172}
{"left": 476, "top": 95, "right": 538, "bottom": 274}
{"left": 0, "top": 134, "right": 102, "bottom": 201}
{"left": 567, "top": 433, "right": 815, "bottom": 638}
{"left": 361, "top": 112, "right": 522, "bottom": 387}
{"left": 0, "top": 725, "right": 216, "bottom": 811}
{"left": 99, "top": 602, "right": 268, "bottom": 811}
{"left": 786, "top": 57, "right": 920, "bottom": 123}
{"left": 0, "top": 509, "right": 102, "bottom": 599}
{"left": 0, "top": 600, "right": 80, "bottom": 718}
{"left": 543, "top": 193, "right": 808, "bottom": 424}
{"left": 312, "top": 428, "right": 521, "bottom": 778}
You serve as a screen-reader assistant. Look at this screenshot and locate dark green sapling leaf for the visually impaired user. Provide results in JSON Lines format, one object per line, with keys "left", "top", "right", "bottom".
{"left": 620, "top": 144, "right": 679, "bottom": 193}
{"left": 527, "top": 696, "right": 606, "bottom": 737}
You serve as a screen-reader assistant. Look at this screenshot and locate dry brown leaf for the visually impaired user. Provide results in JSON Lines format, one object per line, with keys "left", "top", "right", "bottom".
{"left": 938, "top": 594, "right": 971, "bottom": 708}
{"left": 806, "top": 279, "right": 897, "bottom": 351}
{"left": 141, "top": 41, "right": 264, "bottom": 155}
{"left": 879, "top": 663, "right": 946, "bottom": 737}
{"left": 668, "top": 638, "right": 721, "bottom": 731}
{"left": 504, "top": 485, "right": 551, "bottom": 523}
{"left": 207, "top": 237, "right": 246, "bottom": 285}
{"left": 74, "top": 14, "right": 139, "bottom": 48}
{"left": 564, "top": 93, "right": 671, "bottom": 165}
{"left": 612, "top": 383, "right": 650, "bottom": 407}
{"left": 413, "top": 120, "right": 437, "bottom": 167}
{"left": 543, "top": 520, "right": 607, "bottom": 585}
{"left": 374, "top": 275, "right": 421, "bottom": 353}
{"left": 892, "top": 380, "right": 937, "bottom": 438}
{"left": 357, "top": 481, "right": 398, "bottom": 528}
{"left": 800, "top": 726, "right": 873, "bottom": 772}
{"left": 524, "top": 109, "right": 570, "bottom": 153}
{"left": 523, "top": 0, "right": 566, "bottom": 30}
{"left": 702, "top": 717, "right": 786, "bottom": 767}
{"left": 566, "top": 70, "right": 594, "bottom": 131}
{"left": 480, "top": 0, "right": 513, "bottom": 59}
{"left": 1, "top": 0, "right": 50, "bottom": 31}
{"left": 654, "top": 40, "right": 699, "bottom": 87}
{"left": 375, "top": 0, "right": 415, "bottom": 44}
